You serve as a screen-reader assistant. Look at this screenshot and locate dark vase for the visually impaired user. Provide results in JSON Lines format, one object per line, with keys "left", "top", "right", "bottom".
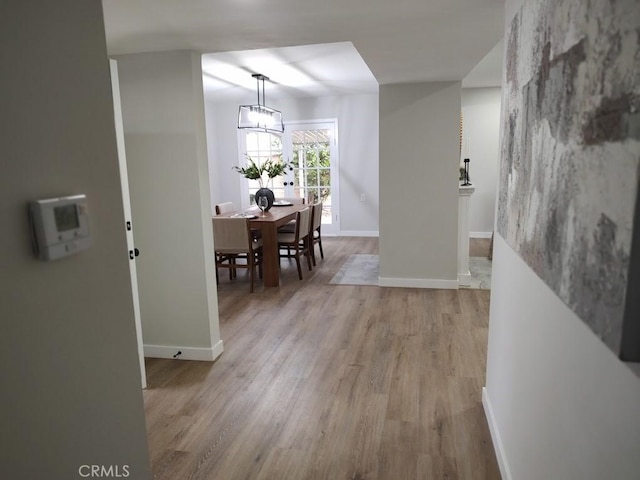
{"left": 255, "top": 187, "right": 275, "bottom": 212}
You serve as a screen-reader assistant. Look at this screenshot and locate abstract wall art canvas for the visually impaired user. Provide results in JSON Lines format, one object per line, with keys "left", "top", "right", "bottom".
{"left": 497, "top": 0, "right": 640, "bottom": 354}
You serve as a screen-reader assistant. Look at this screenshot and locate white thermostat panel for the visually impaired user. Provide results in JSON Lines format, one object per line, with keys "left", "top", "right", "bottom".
{"left": 29, "top": 194, "right": 91, "bottom": 261}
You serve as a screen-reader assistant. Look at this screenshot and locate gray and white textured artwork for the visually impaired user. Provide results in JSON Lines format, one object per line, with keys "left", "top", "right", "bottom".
{"left": 497, "top": 0, "right": 640, "bottom": 353}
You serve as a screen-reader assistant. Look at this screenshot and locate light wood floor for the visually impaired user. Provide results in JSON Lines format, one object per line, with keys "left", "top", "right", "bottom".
{"left": 143, "top": 237, "right": 500, "bottom": 479}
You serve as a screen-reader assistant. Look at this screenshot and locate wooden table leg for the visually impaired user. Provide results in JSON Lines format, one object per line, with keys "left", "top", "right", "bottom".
{"left": 260, "top": 223, "right": 280, "bottom": 287}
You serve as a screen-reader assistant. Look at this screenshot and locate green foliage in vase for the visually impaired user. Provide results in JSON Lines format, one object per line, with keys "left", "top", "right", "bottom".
{"left": 233, "top": 154, "right": 290, "bottom": 185}
{"left": 263, "top": 157, "right": 290, "bottom": 179}
{"left": 233, "top": 156, "right": 263, "bottom": 180}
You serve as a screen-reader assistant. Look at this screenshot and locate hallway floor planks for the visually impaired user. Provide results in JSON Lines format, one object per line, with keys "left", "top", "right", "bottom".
{"left": 143, "top": 236, "right": 500, "bottom": 479}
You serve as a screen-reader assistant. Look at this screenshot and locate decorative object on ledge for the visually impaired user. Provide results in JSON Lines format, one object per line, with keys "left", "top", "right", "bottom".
{"left": 461, "top": 158, "right": 471, "bottom": 186}
{"left": 238, "top": 73, "right": 284, "bottom": 134}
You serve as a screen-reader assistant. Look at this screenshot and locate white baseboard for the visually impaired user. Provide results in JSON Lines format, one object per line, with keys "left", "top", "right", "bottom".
{"left": 458, "top": 271, "right": 472, "bottom": 287}
{"left": 211, "top": 339, "right": 224, "bottom": 360}
{"left": 482, "top": 387, "right": 512, "bottom": 480}
{"left": 470, "top": 231, "right": 493, "bottom": 239}
{"left": 144, "top": 339, "right": 224, "bottom": 361}
{"left": 378, "top": 277, "right": 458, "bottom": 289}
{"left": 339, "top": 230, "right": 379, "bottom": 237}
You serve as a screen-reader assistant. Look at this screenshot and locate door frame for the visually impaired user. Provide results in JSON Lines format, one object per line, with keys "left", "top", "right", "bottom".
{"left": 110, "top": 59, "right": 147, "bottom": 389}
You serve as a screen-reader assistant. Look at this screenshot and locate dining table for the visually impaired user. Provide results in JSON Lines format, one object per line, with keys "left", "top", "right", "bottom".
{"left": 220, "top": 203, "right": 308, "bottom": 287}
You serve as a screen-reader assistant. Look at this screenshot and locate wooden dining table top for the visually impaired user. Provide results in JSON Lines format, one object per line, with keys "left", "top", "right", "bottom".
{"left": 218, "top": 203, "right": 309, "bottom": 287}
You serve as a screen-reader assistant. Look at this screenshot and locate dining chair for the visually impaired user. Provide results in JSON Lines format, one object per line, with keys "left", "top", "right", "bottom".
{"left": 216, "top": 200, "right": 263, "bottom": 241}
{"left": 212, "top": 217, "right": 262, "bottom": 293}
{"left": 277, "top": 197, "right": 306, "bottom": 234}
{"left": 278, "top": 197, "right": 305, "bottom": 205}
{"left": 277, "top": 207, "right": 312, "bottom": 280}
{"left": 309, "top": 202, "right": 324, "bottom": 266}
{"left": 215, "top": 202, "right": 235, "bottom": 215}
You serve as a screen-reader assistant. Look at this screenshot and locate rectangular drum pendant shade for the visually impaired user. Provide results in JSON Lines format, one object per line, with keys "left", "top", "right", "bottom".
{"left": 238, "top": 104, "right": 284, "bottom": 133}
{"left": 238, "top": 73, "right": 284, "bottom": 134}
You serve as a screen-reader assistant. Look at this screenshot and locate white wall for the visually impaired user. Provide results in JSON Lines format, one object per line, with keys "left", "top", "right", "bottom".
{"left": 485, "top": 235, "right": 640, "bottom": 480}
{"left": 204, "top": 92, "right": 380, "bottom": 235}
{"left": 461, "top": 87, "right": 501, "bottom": 237}
{"left": 484, "top": 0, "right": 640, "bottom": 478}
{"left": 379, "top": 82, "right": 461, "bottom": 288}
{"left": 116, "top": 51, "right": 222, "bottom": 361}
{"left": 0, "top": 1, "right": 151, "bottom": 477}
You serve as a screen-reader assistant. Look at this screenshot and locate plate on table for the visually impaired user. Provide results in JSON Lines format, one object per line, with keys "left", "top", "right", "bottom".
{"left": 272, "top": 201, "right": 293, "bottom": 206}
{"left": 231, "top": 213, "right": 258, "bottom": 219}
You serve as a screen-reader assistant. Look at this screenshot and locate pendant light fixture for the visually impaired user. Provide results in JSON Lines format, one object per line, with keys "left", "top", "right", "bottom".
{"left": 238, "top": 73, "right": 284, "bottom": 134}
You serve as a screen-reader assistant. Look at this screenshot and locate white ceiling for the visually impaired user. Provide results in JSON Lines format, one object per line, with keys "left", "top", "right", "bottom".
{"left": 102, "top": 0, "right": 505, "bottom": 99}
{"left": 201, "top": 42, "right": 378, "bottom": 100}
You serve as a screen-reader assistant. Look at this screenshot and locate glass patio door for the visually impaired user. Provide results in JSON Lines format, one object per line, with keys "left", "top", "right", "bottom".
{"left": 283, "top": 120, "right": 339, "bottom": 234}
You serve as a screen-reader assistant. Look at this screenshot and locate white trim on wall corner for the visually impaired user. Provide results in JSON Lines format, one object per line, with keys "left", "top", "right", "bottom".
{"left": 144, "top": 340, "right": 224, "bottom": 361}
{"left": 470, "top": 231, "right": 493, "bottom": 238}
{"left": 340, "top": 230, "right": 379, "bottom": 237}
{"left": 378, "top": 277, "right": 458, "bottom": 289}
{"left": 482, "top": 387, "right": 512, "bottom": 480}
{"left": 458, "top": 272, "right": 472, "bottom": 287}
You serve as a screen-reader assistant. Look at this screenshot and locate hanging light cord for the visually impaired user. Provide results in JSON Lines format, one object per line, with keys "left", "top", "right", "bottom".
{"left": 253, "top": 73, "right": 269, "bottom": 107}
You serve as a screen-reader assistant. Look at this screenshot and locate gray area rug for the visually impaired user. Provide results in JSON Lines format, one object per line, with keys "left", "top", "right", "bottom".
{"left": 329, "top": 254, "right": 492, "bottom": 289}
{"left": 329, "top": 254, "right": 379, "bottom": 286}
{"left": 466, "top": 257, "right": 492, "bottom": 290}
